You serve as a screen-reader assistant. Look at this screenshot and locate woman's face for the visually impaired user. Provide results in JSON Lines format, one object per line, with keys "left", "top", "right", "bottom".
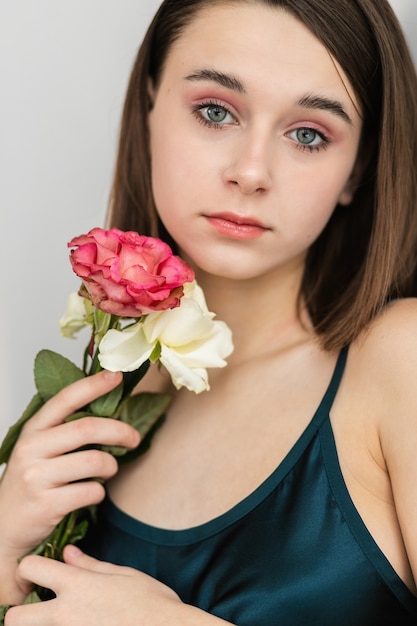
{"left": 148, "top": 3, "right": 362, "bottom": 282}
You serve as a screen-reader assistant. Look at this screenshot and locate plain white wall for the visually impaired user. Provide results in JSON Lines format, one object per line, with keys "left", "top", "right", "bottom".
{"left": 0, "top": 1, "right": 161, "bottom": 446}
{"left": 0, "top": 0, "right": 416, "bottom": 446}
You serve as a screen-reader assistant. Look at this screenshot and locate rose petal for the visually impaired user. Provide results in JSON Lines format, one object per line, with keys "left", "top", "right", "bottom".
{"left": 68, "top": 228, "right": 195, "bottom": 317}
{"left": 159, "top": 346, "right": 210, "bottom": 393}
{"left": 98, "top": 322, "right": 155, "bottom": 372}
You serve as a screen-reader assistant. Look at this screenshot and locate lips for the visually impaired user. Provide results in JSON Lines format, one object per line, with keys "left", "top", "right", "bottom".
{"left": 209, "top": 212, "right": 266, "bottom": 227}
{"left": 205, "top": 212, "right": 269, "bottom": 239}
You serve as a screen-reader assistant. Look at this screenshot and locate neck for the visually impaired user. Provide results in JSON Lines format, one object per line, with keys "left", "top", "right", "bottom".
{"left": 193, "top": 262, "right": 314, "bottom": 364}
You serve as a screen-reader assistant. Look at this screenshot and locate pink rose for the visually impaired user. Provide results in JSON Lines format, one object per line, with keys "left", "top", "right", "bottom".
{"left": 68, "top": 227, "right": 194, "bottom": 317}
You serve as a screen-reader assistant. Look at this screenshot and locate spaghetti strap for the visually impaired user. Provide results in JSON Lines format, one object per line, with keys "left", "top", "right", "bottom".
{"left": 85, "top": 342, "right": 417, "bottom": 623}
{"left": 319, "top": 347, "right": 349, "bottom": 415}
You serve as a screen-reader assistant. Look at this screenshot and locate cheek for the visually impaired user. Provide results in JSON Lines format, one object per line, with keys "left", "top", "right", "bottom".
{"left": 150, "top": 126, "right": 180, "bottom": 213}
{"left": 149, "top": 123, "right": 216, "bottom": 217}
{"left": 281, "top": 175, "right": 347, "bottom": 245}
{"left": 149, "top": 98, "right": 225, "bottom": 187}
{"left": 149, "top": 128, "right": 194, "bottom": 237}
{"left": 297, "top": 157, "right": 356, "bottom": 212}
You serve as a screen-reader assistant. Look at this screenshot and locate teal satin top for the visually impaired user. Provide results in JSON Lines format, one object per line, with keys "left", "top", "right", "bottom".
{"left": 85, "top": 349, "right": 417, "bottom": 624}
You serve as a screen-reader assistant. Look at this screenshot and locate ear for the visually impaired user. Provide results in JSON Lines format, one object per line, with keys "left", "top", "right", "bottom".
{"left": 338, "top": 135, "right": 376, "bottom": 206}
{"left": 338, "top": 180, "right": 355, "bottom": 206}
{"left": 337, "top": 156, "right": 364, "bottom": 206}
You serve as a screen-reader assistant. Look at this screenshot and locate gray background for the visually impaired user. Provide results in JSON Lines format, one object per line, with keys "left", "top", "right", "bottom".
{"left": 0, "top": 0, "right": 416, "bottom": 447}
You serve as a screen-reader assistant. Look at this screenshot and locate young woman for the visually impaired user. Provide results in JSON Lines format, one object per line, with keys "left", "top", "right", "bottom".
{"left": 1, "top": 1, "right": 417, "bottom": 624}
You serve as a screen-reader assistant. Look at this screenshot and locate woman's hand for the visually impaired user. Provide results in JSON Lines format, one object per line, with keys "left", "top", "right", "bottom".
{"left": 0, "top": 370, "right": 140, "bottom": 604}
{"left": 6, "top": 547, "right": 181, "bottom": 626}
{"left": 5, "top": 547, "right": 230, "bottom": 626}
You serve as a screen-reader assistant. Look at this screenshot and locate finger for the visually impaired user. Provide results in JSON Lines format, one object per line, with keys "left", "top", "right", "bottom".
{"left": 63, "top": 545, "right": 113, "bottom": 572}
{"left": 5, "top": 601, "right": 55, "bottom": 626}
{"left": 25, "top": 370, "right": 123, "bottom": 431}
{"left": 20, "top": 449, "right": 118, "bottom": 498}
{"left": 23, "top": 415, "right": 140, "bottom": 460}
{"left": 16, "top": 555, "right": 64, "bottom": 597}
{"left": 63, "top": 545, "right": 134, "bottom": 576}
{"left": 45, "top": 478, "right": 108, "bottom": 517}
{"left": 32, "top": 449, "right": 119, "bottom": 487}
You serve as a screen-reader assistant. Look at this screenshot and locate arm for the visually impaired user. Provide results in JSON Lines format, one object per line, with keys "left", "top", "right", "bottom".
{"left": 0, "top": 370, "right": 139, "bottom": 606}
{"left": 380, "top": 359, "right": 417, "bottom": 588}
{"left": 360, "top": 299, "right": 417, "bottom": 589}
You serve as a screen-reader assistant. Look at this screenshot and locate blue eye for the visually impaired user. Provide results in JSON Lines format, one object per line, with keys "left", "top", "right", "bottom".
{"left": 289, "top": 127, "right": 329, "bottom": 152}
{"left": 206, "top": 105, "right": 229, "bottom": 123}
{"left": 194, "top": 102, "right": 235, "bottom": 128}
{"left": 297, "top": 128, "right": 319, "bottom": 145}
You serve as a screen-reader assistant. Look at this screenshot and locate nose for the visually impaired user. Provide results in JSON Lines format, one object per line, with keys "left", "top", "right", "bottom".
{"left": 223, "top": 131, "right": 273, "bottom": 194}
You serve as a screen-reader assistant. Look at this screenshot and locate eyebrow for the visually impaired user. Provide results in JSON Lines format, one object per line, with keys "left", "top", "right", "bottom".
{"left": 185, "top": 69, "right": 246, "bottom": 94}
{"left": 185, "top": 69, "right": 353, "bottom": 125}
{"left": 297, "top": 94, "right": 353, "bottom": 125}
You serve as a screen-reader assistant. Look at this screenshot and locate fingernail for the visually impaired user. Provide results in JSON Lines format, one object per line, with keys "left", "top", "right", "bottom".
{"left": 103, "top": 369, "right": 121, "bottom": 380}
{"left": 66, "top": 545, "right": 82, "bottom": 558}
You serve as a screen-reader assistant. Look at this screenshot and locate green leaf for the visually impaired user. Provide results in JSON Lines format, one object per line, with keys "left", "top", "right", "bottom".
{"left": 0, "top": 393, "right": 44, "bottom": 465}
{"left": 64, "top": 411, "right": 94, "bottom": 423}
{"left": 0, "top": 604, "right": 12, "bottom": 622}
{"left": 24, "top": 591, "right": 42, "bottom": 605}
{"left": 32, "top": 527, "right": 64, "bottom": 559}
{"left": 107, "top": 392, "right": 170, "bottom": 461}
{"left": 67, "top": 519, "right": 89, "bottom": 546}
{"left": 88, "top": 381, "right": 123, "bottom": 417}
{"left": 34, "top": 350, "right": 85, "bottom": 401}
{"left": 120, "top": 392, "right": 171, "bottom": 433}
{"left": 32, "top": 506, "right": 96, "bottom": 562}
{"left": 120, "top": 361, "right": 151, "bottom": 400}
{"left": 88, "top": 362, "right": 152, "bottom": 423}
{"left": 117, "top": 412, "right": 166, "bottom": 465}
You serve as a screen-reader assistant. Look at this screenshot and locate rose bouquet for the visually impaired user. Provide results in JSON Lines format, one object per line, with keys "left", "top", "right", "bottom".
{"left": 0, "top": 228, "right": 233, "bottom": 621}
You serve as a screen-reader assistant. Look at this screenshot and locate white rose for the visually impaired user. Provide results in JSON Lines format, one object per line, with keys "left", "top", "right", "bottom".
{"left": 59, "top": 292, "right": 94, "bottom": 339}
{"left": 97, "top": 321, "right": 154, "bottom": 372}
{"left": 98, "top": 281, "right": 233, "bottom": 393}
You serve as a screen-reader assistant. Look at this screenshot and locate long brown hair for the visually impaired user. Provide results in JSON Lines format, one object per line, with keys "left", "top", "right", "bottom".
{"left": 107, "top": 0, "right": 417, "bottom": 350}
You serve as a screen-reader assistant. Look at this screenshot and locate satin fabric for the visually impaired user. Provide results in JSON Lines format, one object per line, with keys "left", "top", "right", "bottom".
{"left": 85, "top": 349, "right": 417, "bottom": 624}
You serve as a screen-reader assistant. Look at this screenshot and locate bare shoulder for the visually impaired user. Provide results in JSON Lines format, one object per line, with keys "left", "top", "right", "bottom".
{"left": 367, "top": 296, "right": 417, "bottom": 341}
{"left": 350, "top": 297, "right": 417, "bottom": 385}
{"left": 334, "top": 298, "right": 417, "bottom": 461}
{"left": 346, "top": 297, "right": 417, "bottom": 460}
{"left": 347, "top": 298, "right": 417, "bottom": 583}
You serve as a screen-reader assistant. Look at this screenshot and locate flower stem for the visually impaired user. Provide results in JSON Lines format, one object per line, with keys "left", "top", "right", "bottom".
{"left": 57, "top": 510, "right": 78, "bottom": 554}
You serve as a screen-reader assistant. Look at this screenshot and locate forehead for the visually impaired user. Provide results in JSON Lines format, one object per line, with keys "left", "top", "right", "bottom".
{"left": 160, "top": 2, "right": 360, "bottom": 115}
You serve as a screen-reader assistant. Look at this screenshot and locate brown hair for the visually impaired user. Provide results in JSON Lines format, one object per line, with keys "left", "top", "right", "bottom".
{"left": 107, "top": 0, "right": 417, "bottom": 350}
